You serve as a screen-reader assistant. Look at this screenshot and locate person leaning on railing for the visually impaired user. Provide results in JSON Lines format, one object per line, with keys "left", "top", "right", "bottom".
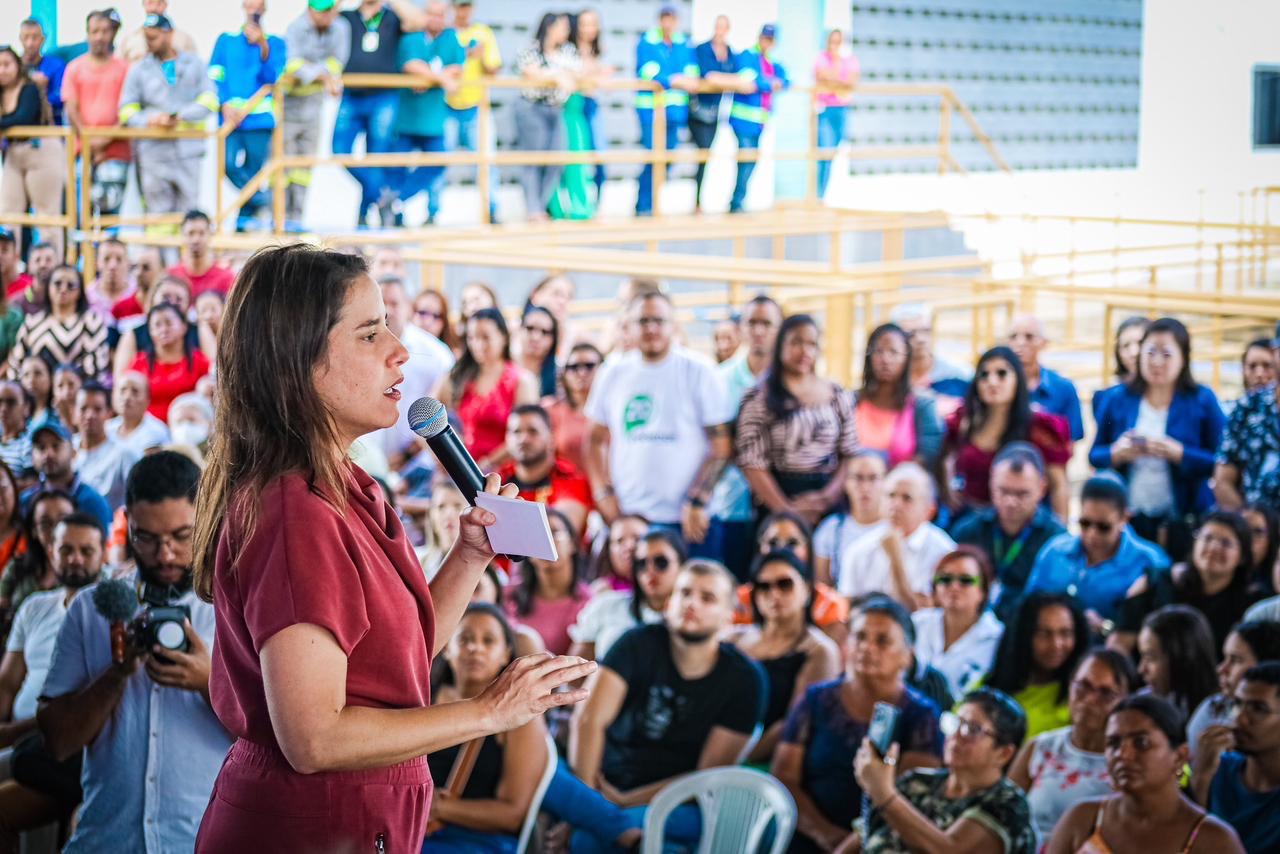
{"left": 0, "top": 46, "right": 64, "bottom": 260}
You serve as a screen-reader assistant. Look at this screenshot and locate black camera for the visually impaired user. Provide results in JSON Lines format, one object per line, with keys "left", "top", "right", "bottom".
{"left": 129, "top": 582, "right": 190, "bottom": 660}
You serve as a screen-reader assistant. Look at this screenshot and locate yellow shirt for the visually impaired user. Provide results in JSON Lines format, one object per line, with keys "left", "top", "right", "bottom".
{"left": 446, "top": 23, "right": 501, "bottom": 111}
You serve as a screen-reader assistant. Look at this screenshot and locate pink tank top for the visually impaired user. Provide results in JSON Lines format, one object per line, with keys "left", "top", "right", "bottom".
{"left": 457, "top": 361, "right": 521, "bottom": 461}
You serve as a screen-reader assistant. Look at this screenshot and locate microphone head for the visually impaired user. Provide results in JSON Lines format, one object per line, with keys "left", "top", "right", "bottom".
{"left": 92, "top": 578, "right": 138, "bottom": 623}
{"left": 408, "top": 397, "right": 449, "bottom": 439}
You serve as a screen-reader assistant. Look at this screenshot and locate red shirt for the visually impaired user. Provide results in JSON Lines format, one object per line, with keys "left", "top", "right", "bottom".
{"left": 945, "top": 407, "right": 1072, "bottom": 505}
{"left": 169, "top": 262, "right": 234, "bottom": 297}
{"left": 111, "top": 292, "right": 144, "bottom": 323}
{"left": 129, "top": 349, "right": 210, "bottom": 421}
{"left": 497, "top": 456, "right": 592, "bottom": 513}
{"left": 5, "top": 274, "right": 31, "bottom": 300}
{"left": 457, "top": 361, "right": 521, "bottom": 462}
{"left": 204, "top": 463, "right": 435, "bottom": 848}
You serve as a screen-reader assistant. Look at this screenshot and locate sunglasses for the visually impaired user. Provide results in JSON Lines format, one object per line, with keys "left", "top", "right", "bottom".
{"left": 754, "top": 576, "right": 797, "bottom": 595}
{"left": 565, "top": 361, "right": 599, "bottom": 374}
{"left": 1078, "top": 519, "right": 1115, "bottom": 534}
{"left": 635, "top": 554, "right": 672, "bottom": 573}
{"left": 934, "top": 573, "right": 981, "bottom": 588}
{"left": 765, "top": 536, "right": 804, "bottom": 552}
{"left": 978, "top": 368, "right": 1011, "bottom": 381}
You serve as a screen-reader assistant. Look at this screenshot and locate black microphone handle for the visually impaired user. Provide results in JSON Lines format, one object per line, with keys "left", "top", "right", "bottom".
{"left": 423, "top": 424, "right": 525, "bottom": 562}
{"left": 425, "top": 424, "right": 486, "bottom": 506}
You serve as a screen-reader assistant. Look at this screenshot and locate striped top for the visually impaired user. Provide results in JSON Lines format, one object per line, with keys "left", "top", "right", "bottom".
{"left": 8, "top": 311, "right": 110, "bottom": 382}
{"left": 735, "top": 381, "right": 858, "bottom": 474}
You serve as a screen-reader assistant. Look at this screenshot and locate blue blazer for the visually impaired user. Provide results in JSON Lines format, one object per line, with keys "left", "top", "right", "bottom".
{"left": 1089, "top": 384, "right": 1225, "bottom": 516}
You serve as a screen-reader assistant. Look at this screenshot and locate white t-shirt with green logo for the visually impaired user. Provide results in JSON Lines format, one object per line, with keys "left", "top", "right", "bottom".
{"left": 585, "top": 347, "right": 735, "bottom": 524}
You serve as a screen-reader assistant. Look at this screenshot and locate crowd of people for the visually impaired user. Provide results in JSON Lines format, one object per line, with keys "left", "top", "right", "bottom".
{"left": 0, "top": 210, "right": 1276, "bottom": 851}
{"left": 0, "top": 0, "right": 858, "bottom": 237}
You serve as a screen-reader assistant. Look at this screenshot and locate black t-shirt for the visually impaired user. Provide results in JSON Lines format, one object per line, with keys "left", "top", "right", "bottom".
{"left": 601, "top": 623, "right": 766, "bottom": 791}
{"left": 341, "top": 6, "right": 405, "bottom": 79}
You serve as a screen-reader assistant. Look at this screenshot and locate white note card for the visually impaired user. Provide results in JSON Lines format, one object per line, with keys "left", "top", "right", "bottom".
{"left": 475, "top": 493, "right": 559, "bottom": 561}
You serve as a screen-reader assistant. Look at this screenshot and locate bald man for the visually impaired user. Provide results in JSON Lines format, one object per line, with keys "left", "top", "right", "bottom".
{"left": 1007, "top": 315, "right": 1084, "bottom": 441}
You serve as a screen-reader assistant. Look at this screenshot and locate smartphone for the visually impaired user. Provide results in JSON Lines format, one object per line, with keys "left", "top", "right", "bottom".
{"left": 867, "top": 702, "right": 900, "bottom": 758}
{"left": 251, "top": 12, "right": 262, "bottom": 25}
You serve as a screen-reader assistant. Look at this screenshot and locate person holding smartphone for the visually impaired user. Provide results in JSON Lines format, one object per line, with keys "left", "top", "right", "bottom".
{"left": 854, "top": 687, "right": 1036, "bottom": 854}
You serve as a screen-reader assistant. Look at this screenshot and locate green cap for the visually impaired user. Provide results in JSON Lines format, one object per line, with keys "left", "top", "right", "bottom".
{"left": 308, "top": 0, "right": 337, "bottom": 10}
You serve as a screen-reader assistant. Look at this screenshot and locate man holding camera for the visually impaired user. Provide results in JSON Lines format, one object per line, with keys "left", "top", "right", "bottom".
{"left": 37, "top": 452, "right": 229, "bottom": 853}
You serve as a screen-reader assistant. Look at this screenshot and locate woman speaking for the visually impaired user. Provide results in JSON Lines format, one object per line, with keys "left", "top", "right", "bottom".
{"left": 192, "top": 245, "right": 595, "bottom": 851}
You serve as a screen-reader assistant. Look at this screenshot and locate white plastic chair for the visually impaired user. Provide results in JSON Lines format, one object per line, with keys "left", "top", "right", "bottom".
{"left": 642, "top": 766, "right": 796, "bottom": 854}
{"left": 515, "top": 730, "right": 559, "bottom": 854}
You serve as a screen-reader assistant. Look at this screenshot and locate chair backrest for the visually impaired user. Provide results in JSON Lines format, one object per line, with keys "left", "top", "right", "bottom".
{"left": 516, "top": 729, "right": 559, "bottom": 854}
{"left": 642, "top": 767, "right": 797, "bottom": 854}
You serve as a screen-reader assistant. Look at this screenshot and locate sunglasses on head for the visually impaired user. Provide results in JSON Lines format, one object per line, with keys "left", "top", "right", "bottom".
{"left": 636, "top": 554, "right": 672, "bottom": 573}
{"left": 1078, "top": 519, "right": 1115, "bottom": 534}
{"left": 934, "top": 573, "right": 981, "bottom": 588}
{"left": 565, "top": 361, "right": 599, "bottom": 374}
{"left": 754, "top": 576, "right": 797, "bottom": 595}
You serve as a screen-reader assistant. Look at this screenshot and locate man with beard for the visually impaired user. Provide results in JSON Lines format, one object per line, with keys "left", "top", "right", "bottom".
{"left": 1196, "top": 662, "right": 1280, "bottom": 853}
{"left": 37, "top": 452, "right": 230, "bottom": 853}
{"left": 498, "top": 404, "right": 590, "bottom": 539}
{"left": 0, "top": 513, "right": 107, "bottom": 844}
{"left": 21, "top": 423, "right": 113, "bottom": 532}
{"left": 570, "top": 561, "right": 766, "bottom": 838}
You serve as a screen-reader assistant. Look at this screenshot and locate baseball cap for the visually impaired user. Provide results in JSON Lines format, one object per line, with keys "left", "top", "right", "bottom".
{"left": 142, "top": 13, "right": 173, "bottom": 31}
{"left": 0, "top": 227, "right": 14, "bottom": 244}
{"left": 308, "top": 0, "right": 336, "bottom": 10}
{"left": 760, "top": 23, "right": 777, "bottom": 39}
{"left": 453, "top": 0, "right": 474, "bottom": 5}
{"left": 31, "top": 421, "right": 73, "bottom": 444}
{"left": 658, "top": 5, "right": 678, "bottom": 18}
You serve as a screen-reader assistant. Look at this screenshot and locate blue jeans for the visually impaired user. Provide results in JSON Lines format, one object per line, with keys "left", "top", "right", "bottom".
{"left": 423, "top": 825, "right": 516, "bottom": 853}
{"left": 332, "top": 89, "right": 400, "bottom": 217}
{"left": 398, "top": 133, "right": 446, "bottom": 213}
{"left": 730, "top": 131, "right": 761, "bottom": 211}
{"left": 447, "top": 105, "right": 496, "bottom": 221}
{"left": 816, "top": 106, "right": 847, "bottom": 198}
{"left": 636, "top": 111, "right": 680, "bottom": 215}
{"left": 582, "top": 96, "right": 606, "bottom": 196}
{"left": 225, "top": 128, "right": 272, "bottom": 219}
{"left": 569, "top": 802, "right": 701, "bottom": 854}
{"left": 695, "top": 518, "right": 756, "bottom": 583}
{"left": 539, "top": 761, "right": 642, "bottom": 852}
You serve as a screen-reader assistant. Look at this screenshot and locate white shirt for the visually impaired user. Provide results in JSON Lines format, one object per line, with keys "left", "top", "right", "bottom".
{"left": 911, "top": 608, "right": 1004, "bottom": 698}
{"left": 1128, "top": 399, "right": 1173, "bottom": 516}
{"left": 76, "top": 437, "right": 141, "bottom": 512}
{"left": 370, "top": 324, "right": 455, "bottom": 461}
{"left": 567, "top": 589, "right": 663, "bottom": 662}
{"left": 5, "top": 589, "right": 70, "bottom": 721}
{"left": 814, "top": 513, "right": 880, "bottom": 588}
{"left": 584, "top": 347, "right": 734, "bottom": 524}
{"left": 106, "top": 414, "right": 171, "bottom": 456}
{"left": 837, "top": 520, "right": 956, "bottom": 600}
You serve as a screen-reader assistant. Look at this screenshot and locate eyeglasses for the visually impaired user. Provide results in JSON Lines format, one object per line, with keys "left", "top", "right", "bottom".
{"left": 753, "top": 576, "right": 797, "bottom": 595}
{"left": 765, "top": 536, "right": 804, "bottom": 552}
{"left": 130, "top": 524, "right": 194, "bottom": 552}
{"left": 978, "top": 368, "right": 1011, "bottom": 382}
{"left": 635, "top": 554, "right": 672, "bottom": 573}
{"left": 871, "top": 347, "right": 908, "bottom": 360}
{"left": 523, "top": 324, "right": 552, "bottom": 337}
{"left": 1071, "top": 679, "right": 1122, "bottom": 705}
{"left": 1078, "top": 519, "right": 1115, "bottom": 534}
{"left": 49, "top": 280, "right": 80, "bottom": 291}
{"left": 1195, "top": 532, "right": 1238, "bottom": 550}
{"left": 565, "top": 361, "right": 599, "bottom": 374}
{"left": 636, "top": 316, "right": 668, "bottom": 328}
{"left": 1141, "top": 347, "right": 1178, "bottom": 362}
{"left": 934, "top": 573, "right": 981, "bottom": 588}
{"left": 940, "top": 713, "right": 997, "bottom": 741}
{"left": 415, "top": 309, "right": 442, "bottom": 320}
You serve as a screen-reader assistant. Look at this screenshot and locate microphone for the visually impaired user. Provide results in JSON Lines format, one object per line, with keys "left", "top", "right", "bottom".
{"left": 408, "top": 397, "right": 486, "bottom": 505}
{"left": 408, "top": 397, "right": 525, "bottom": 561}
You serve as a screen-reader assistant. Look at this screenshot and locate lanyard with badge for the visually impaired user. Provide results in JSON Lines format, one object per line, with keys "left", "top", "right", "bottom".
{"left": 992, "top": 524, "right": 1033, "bottom": 574}
{"left": 362, "top": 9, "right": 384, "bottom": 53}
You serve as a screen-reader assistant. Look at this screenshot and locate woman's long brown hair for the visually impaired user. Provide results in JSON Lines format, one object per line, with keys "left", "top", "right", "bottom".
{"left": 192, "top": 244, "right": 367, "bottom": 601}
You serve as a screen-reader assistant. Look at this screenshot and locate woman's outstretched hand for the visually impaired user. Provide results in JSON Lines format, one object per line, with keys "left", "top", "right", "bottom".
{"left": 476, "top": 653, "right": 598, "bottom": 732}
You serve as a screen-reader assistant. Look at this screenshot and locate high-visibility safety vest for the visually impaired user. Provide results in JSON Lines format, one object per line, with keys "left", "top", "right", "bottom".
{"left": 118, "top": 51, "right": 219, "bottom": 161}
{"left": 729, "top": 45, "right": 789, "bottom": 136}
{"left": 208, "top": 29, "right": 287, "bottom": 131}
{"left": 634, "top": 28, "right": 697, "bottom": 122}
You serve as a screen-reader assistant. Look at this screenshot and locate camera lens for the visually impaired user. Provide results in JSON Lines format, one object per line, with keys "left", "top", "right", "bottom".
{"left": 156, "top": 621, "right": 186, "bottom": 650}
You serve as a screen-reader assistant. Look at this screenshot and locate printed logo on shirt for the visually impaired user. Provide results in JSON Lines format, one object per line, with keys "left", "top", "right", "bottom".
{"left": 623, "top": 394, "right": 654, "bottom": 434}
{"left": 642, "top": 684, "right": 684, "bottom": 740}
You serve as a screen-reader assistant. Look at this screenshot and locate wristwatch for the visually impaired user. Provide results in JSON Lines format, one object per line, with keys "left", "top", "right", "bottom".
{"left": 685, "top": 495, "right": 706, "bottom": 508}
{"left": 593, "top": 484, "right": 615, "bottom": 502}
